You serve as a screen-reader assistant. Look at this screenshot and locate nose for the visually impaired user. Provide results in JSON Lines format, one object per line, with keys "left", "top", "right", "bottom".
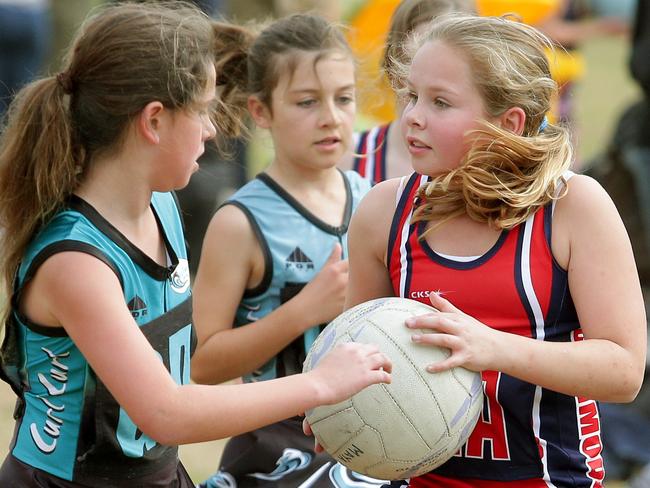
{"left": 319, "top": 99, "right": 341, "bottom": 128}
{"left": 403, "top": 99, "right": 424, "bottom": 129}
{"left": 202, "top": 114, "right": 217, "bottom": 141}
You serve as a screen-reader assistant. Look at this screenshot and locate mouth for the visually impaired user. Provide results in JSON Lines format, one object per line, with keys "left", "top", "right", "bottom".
{"left": 407, "top": 136, "right": 431, "bottom": 150}
{"left": 315, "top": 136, "right": 341, "bottom": 146}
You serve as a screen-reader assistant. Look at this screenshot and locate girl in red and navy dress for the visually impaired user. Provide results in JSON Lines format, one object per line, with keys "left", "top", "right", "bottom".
{"left": 343, "top": 13, "right": 647, "bottom": 487}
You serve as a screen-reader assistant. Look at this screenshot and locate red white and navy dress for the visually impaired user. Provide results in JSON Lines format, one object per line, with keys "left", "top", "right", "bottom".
{"left": 387, "top": 172, "right": 604, "bottom": 488}
{"left": 353, "top": 123, "right": 390, "bottom": 186}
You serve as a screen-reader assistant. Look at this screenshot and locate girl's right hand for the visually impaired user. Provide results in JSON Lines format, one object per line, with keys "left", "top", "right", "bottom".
{"left": 297, "top": 243, "right": 349, "bottom": 328}
{"left": 310, "top": 342, "right": 392, "bottom": 405}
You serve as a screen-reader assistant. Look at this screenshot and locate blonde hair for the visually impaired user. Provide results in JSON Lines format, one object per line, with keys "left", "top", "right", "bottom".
{"left": 0, "top": 2, "right": 252, "bottom": 313}
{"left": 382, "top": 0, "right": 474, "bottom": 88}
{"left": 395, "top": 13, "right": 573, "bottom": 231}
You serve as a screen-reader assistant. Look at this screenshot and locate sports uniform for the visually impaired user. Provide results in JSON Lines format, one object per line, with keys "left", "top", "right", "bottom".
{"left": 0, "top": 192, "right": 195, "bottom": 487}
{"left": 204, "top": 170, "right": 389, "bottom": 488}
{"left": 387, "top": 172, "right": 604, "bottom": 487}
{"left": 353, "top": 124, "right": 391, "bottom": 186}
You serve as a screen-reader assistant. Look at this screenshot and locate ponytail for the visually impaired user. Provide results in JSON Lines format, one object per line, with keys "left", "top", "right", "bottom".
{"left": 212, "top": 21, "right": 255, "bottom": 140}
{"left": 0, "top": 77, "right": 84, "bottom": 308}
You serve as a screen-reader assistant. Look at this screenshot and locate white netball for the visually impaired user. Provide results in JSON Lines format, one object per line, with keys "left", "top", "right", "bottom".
{"left": 303, "top": 297, "right": 484, "bottom": 480}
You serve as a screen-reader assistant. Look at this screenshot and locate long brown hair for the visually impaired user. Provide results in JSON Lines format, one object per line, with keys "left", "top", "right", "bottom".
{"left": 0, "top": 2, "right": 252, "bottom": 312}
{"left": 394, "top": 14, "right": 573, "bottom": 231}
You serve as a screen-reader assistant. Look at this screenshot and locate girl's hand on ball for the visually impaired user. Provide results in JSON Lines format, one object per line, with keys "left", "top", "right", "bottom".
{"left": 302, "top": 418, "right": 325, "bottom": 453}
{"left": 406, "top": 292, "right": 499, "bottom": 373}
{"left": 310, "top": 343, "right": 392, "bottom": 405}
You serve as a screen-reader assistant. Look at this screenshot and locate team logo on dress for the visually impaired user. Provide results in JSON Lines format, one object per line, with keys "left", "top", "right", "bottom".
{"left": 285, "top": 247, "right": 314, "bottom": 270}
{"left": 170, "top": 258, "right": 190, "bottom": 293}
{"left": 242, "top": 302, "right": 262, "bottom": 322}
{"left": 328, "top": 462, "right": 388, "bottom": 487}
{"left": 127, "top": 295, "right": 148, "bottom": 319}
{"left": 200, "top": 470, "right": 236, "bottom": 488}
{"left": 249, "top": 448, "right": 312, "bottom": 481}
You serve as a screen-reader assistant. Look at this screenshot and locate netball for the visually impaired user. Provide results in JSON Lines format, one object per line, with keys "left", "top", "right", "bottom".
{"left": 303, "top": 297, "right": 484, "bottom": 480}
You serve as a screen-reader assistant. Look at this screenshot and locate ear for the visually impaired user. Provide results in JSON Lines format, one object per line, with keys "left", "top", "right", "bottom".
{"left": 137, "top": 101, "right": 166, "bottom": 144}
{"left": 496, "top": 107, "right": 526, "bottom": 135}
{"left": 247, "top": 95, "right": 272, "bottom": 129}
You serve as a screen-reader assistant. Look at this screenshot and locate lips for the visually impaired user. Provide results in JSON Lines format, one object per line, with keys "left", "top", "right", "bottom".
{"left": 315, "top": 136, "right": 341, "bottom": 145}
{"left": 407, "top": 136, "right": 431, "bottom": 149}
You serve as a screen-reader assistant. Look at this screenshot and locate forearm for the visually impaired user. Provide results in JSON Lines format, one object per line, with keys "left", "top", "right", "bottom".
{"left": 493, "top": 331, "right": 644, "bottom": 402}
{"left": 144, "top": 373, "right": 324, "bottom": 445}
{"left": 192, "top": 300, "right": 313, "bottom": 384}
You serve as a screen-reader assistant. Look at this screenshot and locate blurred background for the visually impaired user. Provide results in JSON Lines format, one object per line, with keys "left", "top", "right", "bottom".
{"left": 0, "top": 0, "right": 648, "bottom": 486}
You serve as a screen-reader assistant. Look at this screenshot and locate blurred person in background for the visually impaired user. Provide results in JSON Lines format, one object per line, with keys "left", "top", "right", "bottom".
{"left": 475, "top": 0, "right": 631, "bottom": 168}
{"left": 341, "top": 0, "right": 474, "bottom": 186}
{"left": 0, "top": 0, "right": 51, "bottom": 120}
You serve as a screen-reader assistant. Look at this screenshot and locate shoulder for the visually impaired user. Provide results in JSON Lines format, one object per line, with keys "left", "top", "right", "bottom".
{"left": 554, "top": 173, "right": 618, "bottom": 220}
{"left": 205, "top": 202, "right": 257, "bottom": 245}
{"left": 552, "top": 173, "right": 628, "bottom": 267}
{"left": 21, "top": 207, "right": 108, "bottom": 275}
{"left": 350, "top": 177, "right": 403, "bottom": 233}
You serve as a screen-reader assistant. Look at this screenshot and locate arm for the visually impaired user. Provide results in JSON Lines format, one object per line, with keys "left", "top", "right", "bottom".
{"left": 345, "top": 178, "right": 400, "bottom": 309}
{"left": 537, "top": 0, "right": 629, "bottom": 45}
{"left": 29, "top": 251, "right": 390, "bottom": 445}
{"left": 191, "top": 204, "right": 349, "bottom": 384}
{"left": 409, "top": 175, "right": 646, "bottom": 402}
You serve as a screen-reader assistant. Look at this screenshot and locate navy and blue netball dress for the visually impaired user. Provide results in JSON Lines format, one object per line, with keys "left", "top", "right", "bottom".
{"left": 0, "top": 192, "right": 195, "bottom": 487}
{"left": 205, "top": 170, "right": 391, "bottom": 488}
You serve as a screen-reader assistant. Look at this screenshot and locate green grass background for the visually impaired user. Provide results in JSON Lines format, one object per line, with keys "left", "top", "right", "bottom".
{"left": 0, "top": 34, "right": 643, "bottom": 486}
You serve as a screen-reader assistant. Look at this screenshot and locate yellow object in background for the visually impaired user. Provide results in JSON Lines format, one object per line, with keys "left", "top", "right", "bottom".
{"left": 348, "top": 0, "right": 586, "bottom": 124}
{"left": 347, "top": 0, "right": 401, "bottom": 124}
{"left": 475, "top": 0, "right": 560, "bottom": 24}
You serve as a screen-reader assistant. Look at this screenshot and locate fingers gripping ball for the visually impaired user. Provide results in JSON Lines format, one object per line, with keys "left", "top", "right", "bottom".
{"left": 303, "top": 297, "right": 484, "bottom": 480}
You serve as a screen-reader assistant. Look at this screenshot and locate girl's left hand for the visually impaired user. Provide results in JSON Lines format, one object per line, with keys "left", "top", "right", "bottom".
{"left": 406, "top": 292, "right": 500, "bottom": 373}
{"left": 302, "top": 417, "right": 325, "bottom": 453}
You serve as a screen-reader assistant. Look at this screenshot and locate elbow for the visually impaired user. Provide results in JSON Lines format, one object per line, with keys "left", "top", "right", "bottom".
{"left": 131, "top": 409, "right": 182, "bottom": 446}
{"left": 190, "top": 355, "right": 226, "bottom": 385}
{"left": 190, "top": 365, "right": 218, "bottom": 385}
{"left": 604, "top": 366, "right": 646, "bottom": 403}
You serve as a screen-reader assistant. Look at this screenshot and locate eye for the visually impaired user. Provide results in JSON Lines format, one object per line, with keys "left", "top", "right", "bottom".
{"left": 337, "top": 94, "right": 355, "bottom": 105}
{"left": 407, "top": 92, "right": 418, "bottom": 105}
{"left": 297, "top": 99, "right": 317, "bottom": 108}
{"left": 434, "top": 98, "right": 450, "bottom": 108}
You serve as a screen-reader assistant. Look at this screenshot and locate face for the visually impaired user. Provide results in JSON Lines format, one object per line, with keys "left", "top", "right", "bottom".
{"left": 254, "top": 51, "right": 356, "bottom": 172}
{"left": 400, "top": 40, "right": 492, "bottom": 176}
{"left": 157, "top": 63, "right": 217, "bottom": 190}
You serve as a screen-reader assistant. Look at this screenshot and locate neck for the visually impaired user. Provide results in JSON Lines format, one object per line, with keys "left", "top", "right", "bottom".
{"left": 265, "top": 160, "right": 340, "bottom": 191}
{"left": 75, "top": 152, "right": 152, "bottom": 223}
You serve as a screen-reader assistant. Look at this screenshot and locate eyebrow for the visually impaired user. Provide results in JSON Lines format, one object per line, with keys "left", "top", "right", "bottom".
{"left": 288, "top": 84, "right": 356, "bottom": 94}
{"left": 406, "top": 79, "right": 458, "bottom": 97}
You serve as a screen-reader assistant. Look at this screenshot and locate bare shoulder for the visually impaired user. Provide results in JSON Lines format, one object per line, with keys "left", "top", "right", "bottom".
{"left": 553, "top": 173, "right": 621, "bottom": 234}
{"left": 24, "top": 250, "right": 125, "bottom": 327}
{"left": 555, "top": 174, "right": 615, "bottom": 214}
{"left": 353, "top": 177, "right": 403, "bottom": 222}
{"left": 350, "top": 177, "right": 403, "bottom": 257}
{"left": 200, "top": 202, "right": 261, "bottom": 261}
{"left": 552, "top": 173, "right": 630, "bottom": 268}
{"left": 196, "top": 201, "right": 262, "bottom": 289}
